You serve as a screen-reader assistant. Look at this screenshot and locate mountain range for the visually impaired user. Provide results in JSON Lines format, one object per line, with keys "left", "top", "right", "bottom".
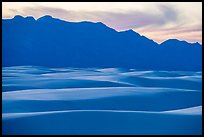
{"left": 2, "top": 15, "right": 202, "bottom": 71}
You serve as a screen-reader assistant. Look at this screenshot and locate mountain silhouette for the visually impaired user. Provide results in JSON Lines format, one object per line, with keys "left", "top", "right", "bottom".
{"left": 2, "top": 15, "right": 202, "bottom": 71}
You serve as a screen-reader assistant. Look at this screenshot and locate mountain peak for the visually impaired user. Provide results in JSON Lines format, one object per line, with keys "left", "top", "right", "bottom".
{"left": 160, "top": 38, "right": 202, "bottom": 47}
{"left": 120, "top": 29, "right": 141, "bottom": 37}
{"left": 161, "top": 39, "right": 186, "bottom": 45}
{"left": 37, "top": 15, "right": 54, "bottom": 21}
{"left": 12, "top": 15, "right": 35, "bottom": 22}
{"left": 25, "top": 16, "right": 35, "bottom": 21}
{"left": 123, "top": 29, "right": 136, "bottom": 34}
{"left": 13, "top": 15, "right": 24, "bottom": 20}
{"left": 127, "top": 29, "right": 135, "bottom": 33}
{"left": 96, "top": 22, "right": 106, "bottom": 26}
{"left": 165, "top": 38, "right": 181, "bottom": 42}
{"left": 193, "top": 42, "right": 202, "bottom": 46}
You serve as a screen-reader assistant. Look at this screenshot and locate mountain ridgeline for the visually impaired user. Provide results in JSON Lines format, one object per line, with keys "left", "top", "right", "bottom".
{"left": 2, "top": 15, "right": 202, "bottom": 71}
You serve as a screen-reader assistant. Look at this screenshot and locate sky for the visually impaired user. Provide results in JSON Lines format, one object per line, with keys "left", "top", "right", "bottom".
{"left": 2, "top": 2, "right": 202, "bottom": 44}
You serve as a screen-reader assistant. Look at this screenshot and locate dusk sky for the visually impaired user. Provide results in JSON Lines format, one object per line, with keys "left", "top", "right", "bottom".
{"left": 2, "top": 2, "right": 202, "bottom": 44}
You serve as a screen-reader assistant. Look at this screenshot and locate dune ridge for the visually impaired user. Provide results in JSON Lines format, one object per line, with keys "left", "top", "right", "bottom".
{"left": 2, "top": 66, "right": 202, "bottom": 135}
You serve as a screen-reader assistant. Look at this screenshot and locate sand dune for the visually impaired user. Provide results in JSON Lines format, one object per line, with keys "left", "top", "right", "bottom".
{"left": 2, "top": 66, "right": 202, "bottom": 135}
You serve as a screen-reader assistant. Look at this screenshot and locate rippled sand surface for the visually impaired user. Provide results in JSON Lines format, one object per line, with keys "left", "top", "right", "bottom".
{"left": 2, "top": 66, "right": 202, "bottom": 135}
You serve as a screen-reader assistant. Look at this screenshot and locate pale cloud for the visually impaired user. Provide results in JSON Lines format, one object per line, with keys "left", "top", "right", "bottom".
{"left": 2, "top": 2, "right": 202, "bottom": 44}
{"left": 135, "top": 24, "right": 202, "bottom": 43}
